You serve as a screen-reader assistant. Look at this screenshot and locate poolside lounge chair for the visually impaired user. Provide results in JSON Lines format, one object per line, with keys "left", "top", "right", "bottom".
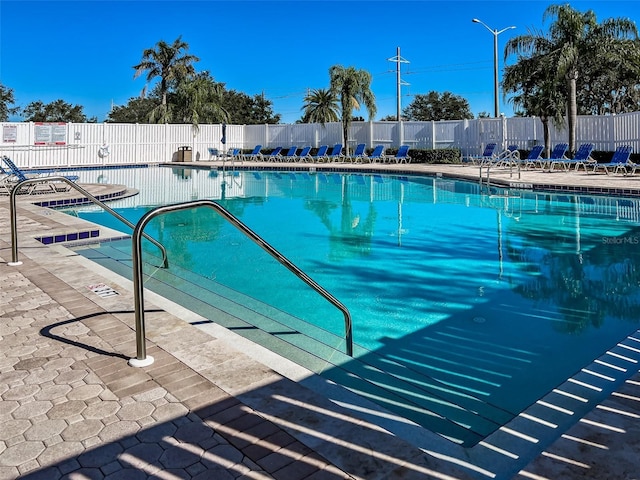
{"left": 282, "top": 146, "right": 298, "bottom": 162}
{"left": 366, "top": 145, "right": 386, "bottom": 163}
{"left": 349, "top": 144, "right": 367, "bottom": 163}
{"left": 592, "top": 145, "right": 634, "bottom": 174}
{"left": 0, "top": 164, "right": 15, "bottom": 193}
{"left": 516, "top": 145, "right": 544, "bottom": 169}
{"left": 305, "top": 145, "right": 329, "bottom": 162}
{"left": 387, "top": 145, "right": 412, "bottom": 164}
{"left": 1, "top": 156, "right": 76, "bottom": 194}
{"left": 548, "top": 143, "right": 595, "bottom": 172}
{"left": 229, "top": 148, "right": 241, "bottom": 160}
{"left": 292, "top": 146, "right": 311, "bottom": 162}
{"left": 325, "top": 144, "right": 344, "bottom": 162}
{"left": 463, "top": 143, "right": 497, "bottom": 166}
{"left": 262, "top": 147, "right": 283, "bottom": 162}
{"left": 535, "top": 143, "right": 569, "bottom": 171}
{"left": 242, "top": 145, "right": 262, "bottom": 161}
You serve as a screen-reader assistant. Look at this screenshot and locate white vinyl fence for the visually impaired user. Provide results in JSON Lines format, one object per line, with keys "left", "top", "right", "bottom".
{"left": 1, "top": 113, "right": 638, "bottom": 169}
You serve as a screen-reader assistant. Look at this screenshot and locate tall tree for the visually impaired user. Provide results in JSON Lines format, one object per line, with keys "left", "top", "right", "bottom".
{"left": 249, "top": 93, "right": 281, "bottom": 124}
{"left": 22, "top": 99, "right": 95, "bottom": 123}
{"left": 133, "top": 36, "right": 199, "bottom": 123}
{"left": 503, "top": 47, "right": 566, "bottom": 157}
{"left": 301, "top": 88, "right": 339, "bottom": 124}
{"left": 107, "top": 97, "right": 158, "bottom": 123}
{"left": 505, "top": 4, "right": 638, "bottom": 152}
{"left": 173, "top": 71, "right": 228, "bottom": 131}
{"left": 329, "top": 65, "right": 376, "bottom": 155}
{"left": 402, "top": 91, "right": 473, "bottom": 121}
{"left": 577, "top": 37, "right": 640, "bottom": 115}
{"left": 0, "top": 83, "right": 19, "bottom": 121}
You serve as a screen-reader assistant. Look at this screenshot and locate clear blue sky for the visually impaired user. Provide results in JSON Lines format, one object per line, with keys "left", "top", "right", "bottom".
{"left": 2, "top": 0, "right": 639, "bottom": 123}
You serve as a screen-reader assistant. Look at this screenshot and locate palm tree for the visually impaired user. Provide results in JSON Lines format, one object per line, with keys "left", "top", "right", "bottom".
{"left": 301, "top": 88, "right": 339, "bottom": 124}
{"left": 174, "top": 72, "right": 228, "bottom": 133}
{"left": 329, "top": 65, "right": 376, "bottom": 155}
{"left": 505, "top": 4, "right": 637, "bottom": 153}
{"left": 133, "top": 36, "right": 200, "bottom": 123}
{"left": 503, "top": 48, "right": 566, "bottom": 157}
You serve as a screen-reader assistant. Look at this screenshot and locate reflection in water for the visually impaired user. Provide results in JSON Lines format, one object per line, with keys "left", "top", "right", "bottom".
{"left": 305, "top": 175, "right": 377, "bottom": 260}
{"left": 506, "top": 193, "right": 640, "bottom": 330}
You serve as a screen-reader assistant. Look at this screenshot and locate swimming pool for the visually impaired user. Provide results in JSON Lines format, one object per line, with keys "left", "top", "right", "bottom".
{"left": 63, "top": 165, "right": 640, "bottom": 447}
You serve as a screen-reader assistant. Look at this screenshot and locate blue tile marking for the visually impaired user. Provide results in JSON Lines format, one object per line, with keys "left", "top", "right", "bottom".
{"left": 36, "top": 230, "right": 100, "bottom": 245}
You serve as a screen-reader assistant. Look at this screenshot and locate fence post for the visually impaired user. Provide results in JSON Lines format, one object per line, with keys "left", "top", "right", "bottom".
{"left": 609, "top": 114, "right": 617, "bottom": 151}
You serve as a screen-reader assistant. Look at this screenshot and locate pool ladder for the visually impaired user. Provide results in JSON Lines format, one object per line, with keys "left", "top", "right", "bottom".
{"left": 129, "top": 200, "right": 354, "bottom": 367}
{"left": 479, "top": 160, "right": 522, "bottom": 191}
{"left": 7, "top": 176, "right": 169, "bottom": 269}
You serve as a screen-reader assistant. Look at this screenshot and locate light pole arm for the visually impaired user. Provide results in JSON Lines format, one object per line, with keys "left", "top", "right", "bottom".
{"left": 472, "top": 19, "right": 515, "bottom": 118}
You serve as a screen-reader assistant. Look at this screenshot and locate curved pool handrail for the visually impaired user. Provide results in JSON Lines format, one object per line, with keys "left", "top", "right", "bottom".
{"left": 8, "top": 176, "right": 169, "bottom": 269}
{"left": 129, "top": 199, "right": 353, "bottom": 367}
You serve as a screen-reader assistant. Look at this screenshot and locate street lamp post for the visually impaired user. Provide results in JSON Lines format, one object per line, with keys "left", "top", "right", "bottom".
{"left": 472, "top": 18, "right": 516, "bottom": 118}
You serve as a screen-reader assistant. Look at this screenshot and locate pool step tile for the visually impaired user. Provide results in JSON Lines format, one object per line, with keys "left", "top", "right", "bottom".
{"left": 36, "top": 229, "right": 100, "bottom": 245}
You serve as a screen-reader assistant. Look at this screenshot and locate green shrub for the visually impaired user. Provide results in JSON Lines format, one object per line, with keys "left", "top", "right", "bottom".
{"left": 390, "top": 148, "right": 461, "bottom": 164}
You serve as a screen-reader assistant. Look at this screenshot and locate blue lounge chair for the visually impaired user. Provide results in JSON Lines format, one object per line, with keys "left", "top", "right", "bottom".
{"left": 262, "top": 147, "right": 283, "bottom": 162}
{"left": 549, "top": 143, "right": 595, "bottom": 172}
{"left": 593, "top": 145, "right": 634, "bottom": 174}
{"left": 390, "top": 145, "right": 412, "bottom": 164}
{"left": 517, "top": 145, "right": 544, "bottom": 169}
{"left": 325, "top": 144, "right": 344, "bottom": 162}
{"left": 463, "top": 143, "right": 497, "bottom": 165}
{"left": 366, "top": 145, "right": 386, "bottom": 163}
{"left": 242, "top": 145, "right": 262, "bottom": 161}
{"left": 350, "top": 143, "right": 367, "bottom": 163}
{"left": 536, "top": 143, "right": 569, "bottom": 170}
{"left": 1, "top": 156, "right": 77, "bottom": 194}
{"left": 292, "top": 146, "right": 311, "bottom": 162}
{"left": 305, "top": 145, "right": 328, "bottom": 162}
{"left": 281, "top": 146, "right": 298, "bottom": 162}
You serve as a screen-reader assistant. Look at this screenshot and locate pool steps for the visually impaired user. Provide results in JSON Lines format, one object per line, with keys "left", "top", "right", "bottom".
{"left": 74, "top": 240, "right": 521, "bottom": 447}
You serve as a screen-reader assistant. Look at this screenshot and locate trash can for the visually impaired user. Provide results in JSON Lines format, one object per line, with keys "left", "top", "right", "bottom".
{"left": 177, "top": 146, "right": 192, "bottom": 162}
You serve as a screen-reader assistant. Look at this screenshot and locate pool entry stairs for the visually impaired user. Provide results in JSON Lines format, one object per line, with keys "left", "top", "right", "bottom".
{"left": 75, "top": 239, "right": 515, "bottom": 447}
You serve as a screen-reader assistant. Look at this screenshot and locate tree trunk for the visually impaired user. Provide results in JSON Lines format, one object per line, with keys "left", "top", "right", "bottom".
{"left": 542, "top": 116, "right": 551, "bottom": 158}
{"left": 342, "top": 123, "right": 349, "bottom": 156}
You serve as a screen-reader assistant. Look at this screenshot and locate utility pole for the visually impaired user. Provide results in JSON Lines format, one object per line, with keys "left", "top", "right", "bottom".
{"left": 388, "top": 47, "right": 409, "bottom": 146}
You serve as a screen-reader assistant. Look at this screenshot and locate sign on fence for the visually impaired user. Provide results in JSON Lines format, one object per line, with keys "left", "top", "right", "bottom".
{"left": 2, "top": 125, "right": 16, "bottom": 143}
{"left": 34, "top": 122, "right": 67, "bottom": 146}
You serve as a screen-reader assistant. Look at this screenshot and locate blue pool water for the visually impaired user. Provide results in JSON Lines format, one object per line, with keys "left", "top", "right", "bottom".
{"left": 64, "top": 166, "right": 640, "bottom": 446}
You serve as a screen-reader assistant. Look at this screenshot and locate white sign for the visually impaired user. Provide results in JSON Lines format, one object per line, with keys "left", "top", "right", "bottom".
{"left": 34, "top": 122, "right": 67, "bottom": 146}
{"left": 2, "top": 125, "right": 17, "bottom": 143}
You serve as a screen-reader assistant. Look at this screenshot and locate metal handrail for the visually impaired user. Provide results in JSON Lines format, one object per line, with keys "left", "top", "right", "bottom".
{"left": 129, "top": 200, "right": 353, "bottom": 367}
{"left": 7, "top": 176, "right": 168, "bottom": 268}
{"left": 479, "top": 161, "right": 521, "bottom": 189}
